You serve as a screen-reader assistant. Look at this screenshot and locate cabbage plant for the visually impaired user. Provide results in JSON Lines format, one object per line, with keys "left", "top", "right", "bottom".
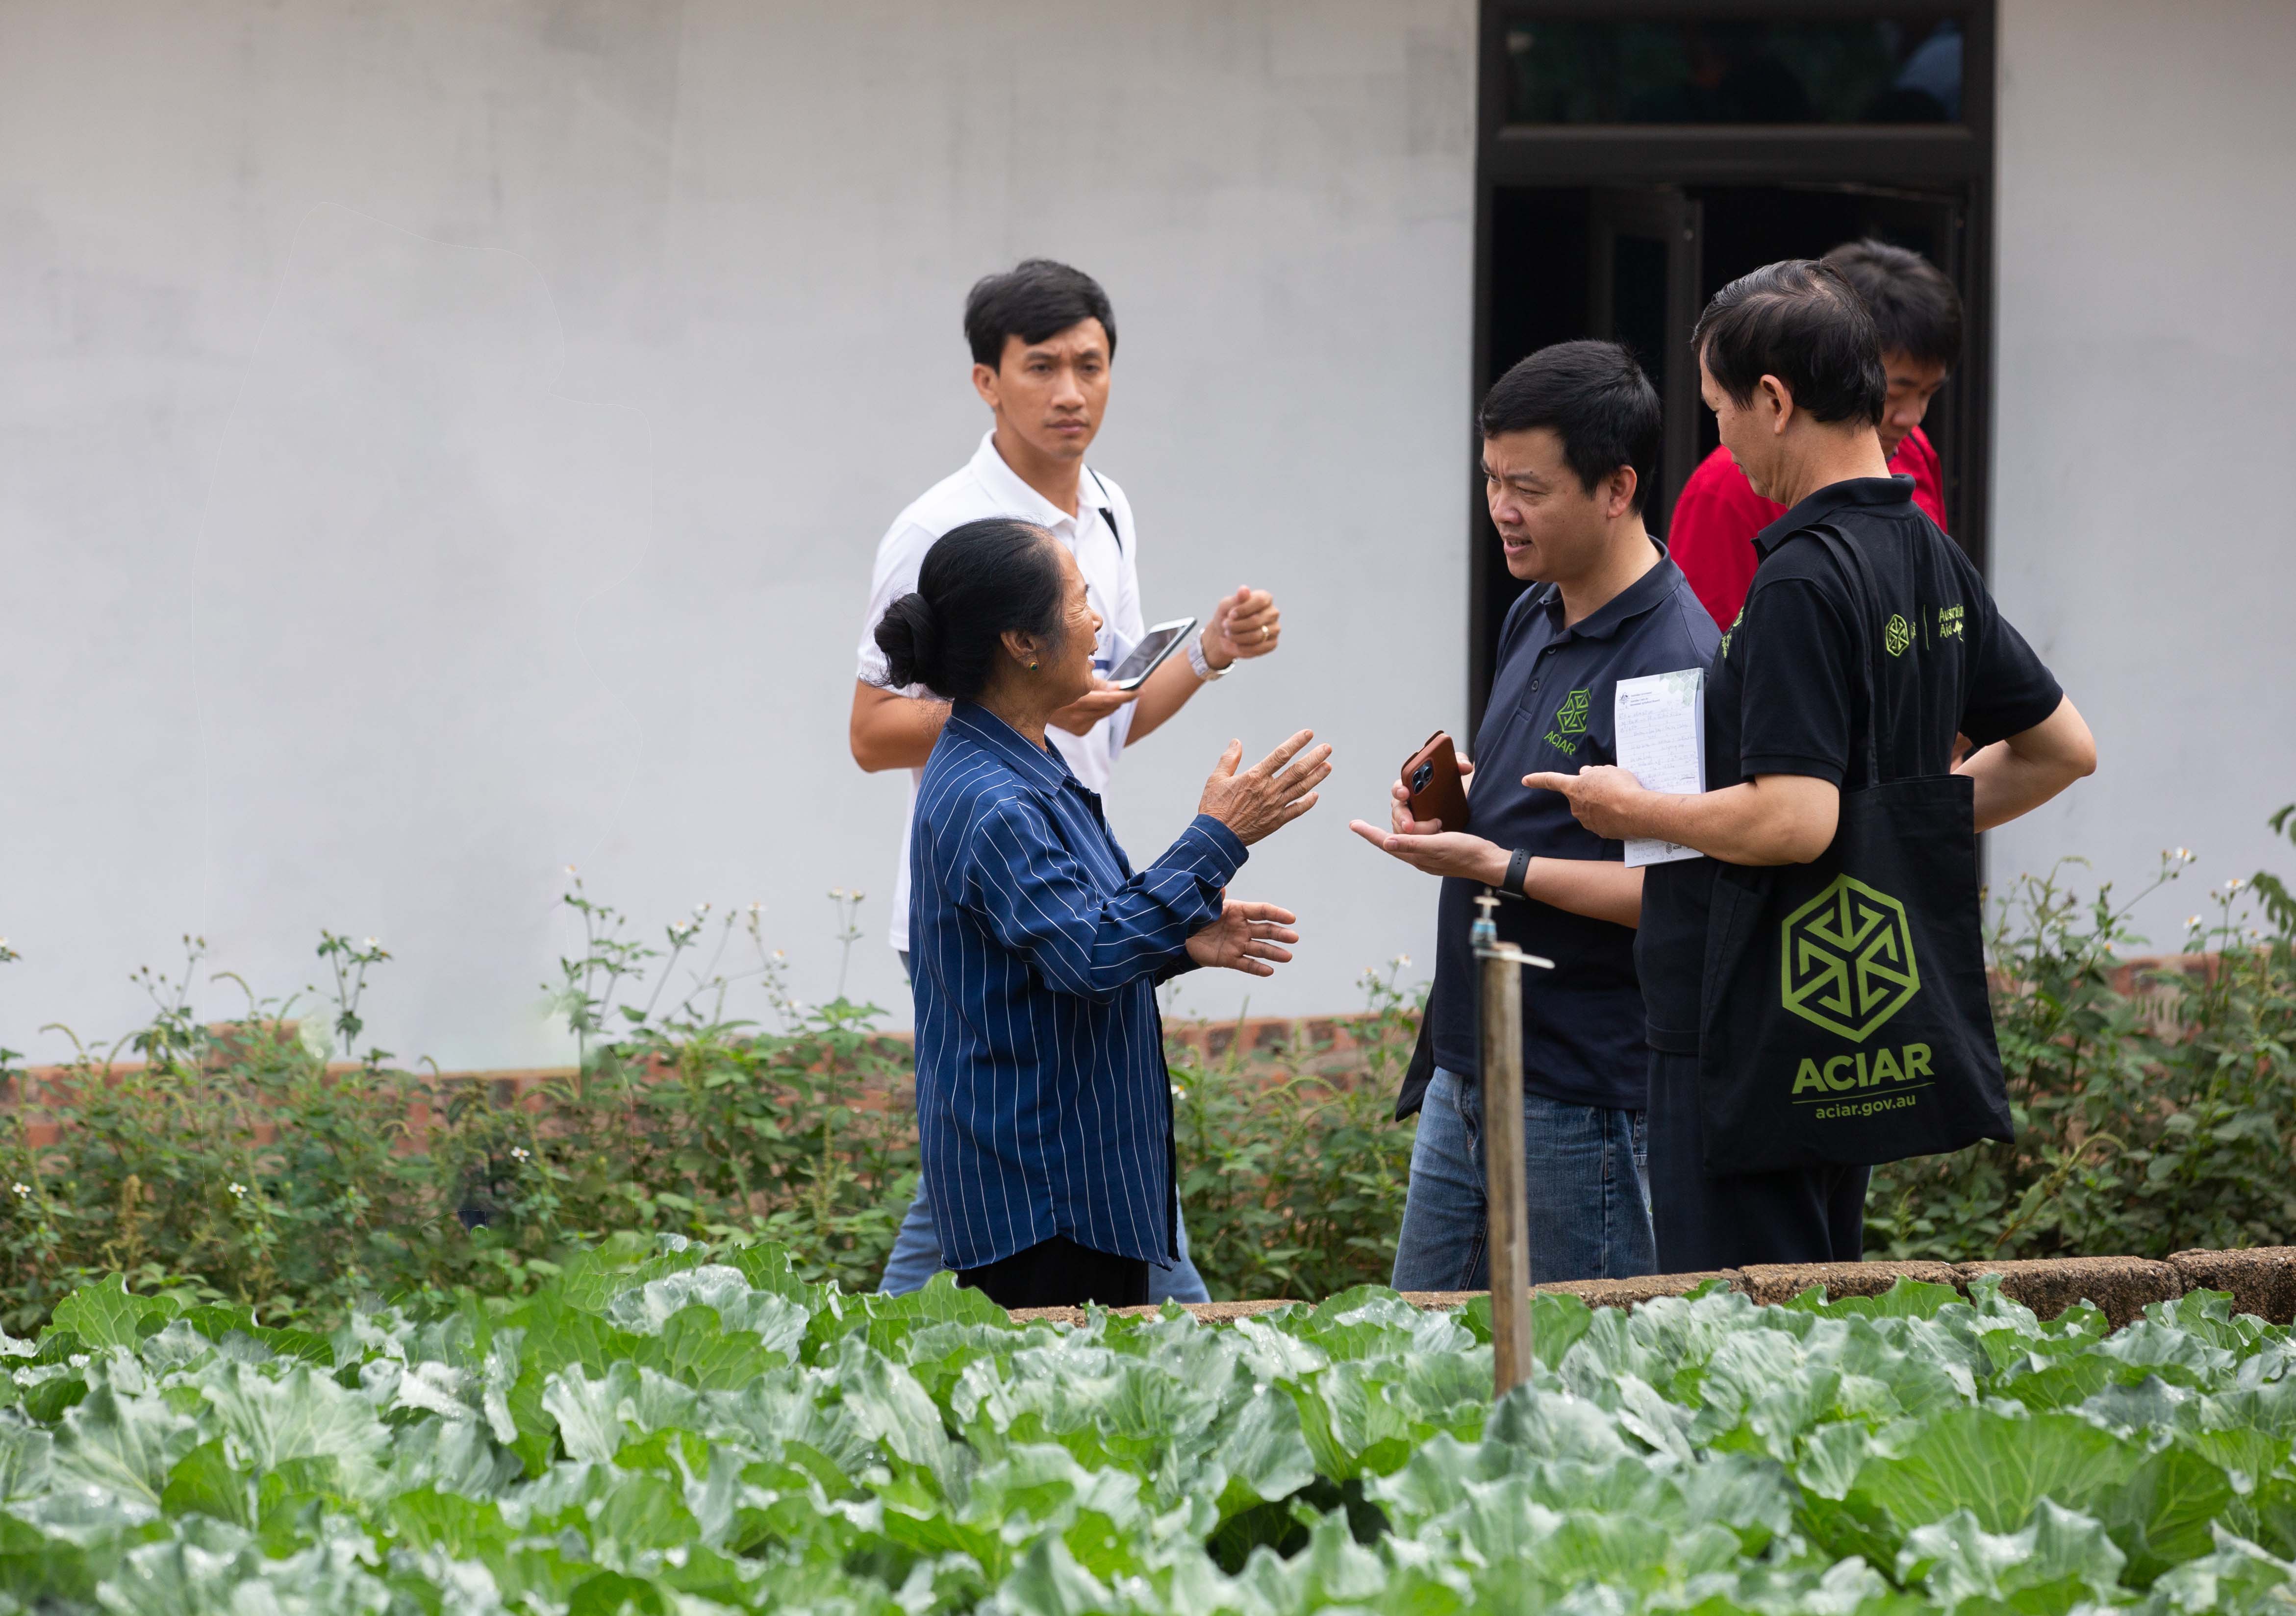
{"left": 5, "top": 1238, "right": 2296, "bottom": 1613}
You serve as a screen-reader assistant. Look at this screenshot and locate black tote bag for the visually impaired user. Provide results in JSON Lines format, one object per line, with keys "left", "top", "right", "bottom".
{"left": 1695, "top": 526, "right": 2013, "bottom": 1174}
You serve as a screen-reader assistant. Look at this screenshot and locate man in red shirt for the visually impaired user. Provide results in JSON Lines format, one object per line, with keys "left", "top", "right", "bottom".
{"left": 1668, "top": 239, "right": 1960, "bottom": 630}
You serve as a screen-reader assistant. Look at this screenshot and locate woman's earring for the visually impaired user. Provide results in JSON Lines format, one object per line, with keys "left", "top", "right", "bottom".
{"left": 1029, "top": 661, "right": 1039, "bottom": 671}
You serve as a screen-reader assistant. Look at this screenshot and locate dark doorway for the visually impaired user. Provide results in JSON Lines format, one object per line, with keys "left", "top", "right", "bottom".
{"left": 1469, "top": 2, "right": 1993, "bottom": 732}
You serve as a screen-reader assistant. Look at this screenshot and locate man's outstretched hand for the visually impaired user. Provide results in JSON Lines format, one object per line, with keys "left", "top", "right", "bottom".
{"left": 1523, "top": 765, "right": 1651, "bottom": 841}
{"left": 1186, "top": 898, "right": 1300, "bottom": 977}
{"left": 1348, "top": 751, "right": 1507, "bottom": 882}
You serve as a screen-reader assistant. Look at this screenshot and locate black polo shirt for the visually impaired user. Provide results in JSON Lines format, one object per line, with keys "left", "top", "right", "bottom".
{"left": 1412, "top": 547, "right": 1719, "bottom": 1115}
{"left": 1637, "top": 476, "right": 2065, "bottom": 1052}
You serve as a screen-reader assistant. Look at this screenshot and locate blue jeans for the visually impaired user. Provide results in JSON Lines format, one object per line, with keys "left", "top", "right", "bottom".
{"left": 1390, "top": 1067, "right": 1654, "bottom": 1290}
{"left": 885, "top": 949, "right": 1211, "bottom": 1303}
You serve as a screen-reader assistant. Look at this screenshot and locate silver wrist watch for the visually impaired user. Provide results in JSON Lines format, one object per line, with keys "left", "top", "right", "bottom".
{"left": 1186, "top": 627, "right": 1227, "bottom": 681}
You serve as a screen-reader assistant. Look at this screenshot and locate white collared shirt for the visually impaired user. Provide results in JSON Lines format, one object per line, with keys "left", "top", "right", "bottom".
{"left": 857, "top": 430, "right": 1145, "bottom": 951}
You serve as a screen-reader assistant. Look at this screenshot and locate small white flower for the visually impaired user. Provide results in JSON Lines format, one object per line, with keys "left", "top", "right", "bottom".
{"left": 2187, "top": 915, "right": 2204, "bottom": 929}
{"left": 1170, "top": 1083, "right": 1185, "bottom": 1099}
{"left": 747, "top": 901, "right": 765, "bottom": 915}
{"left": 2225, "top": 878, "right": 2246, "bottom": 894}
{"left": 851, "top": 891, "right": 866, "bottom": 902}
{"left": 510, "top": 1146, "right": 530, "bottom": 1162}
{"left": 362, "top": 936, "right": 380, "bottom": 950}
{"left": 693, "top": 902, "right": 711, "bottom": 918}
{"left": 827, "top": 887, "right": 845, "bottom": 900}
{"left": 771, "top": 949, "right": 785, "bottom": 961}
{"left": 227, "top": 1182, "right": 247, "bottom": 1198}
{"left": 10, "top": 1184, "right": 28, "bottom": 1198}
{"left": 563, "top": 864, "right": 579, "bottom": 875}
{"left": 1392, "top": 953, "right": 1412, "bottom": 968}
{"left": 67, "top": 1353, "right": 88, "bottom": 1370}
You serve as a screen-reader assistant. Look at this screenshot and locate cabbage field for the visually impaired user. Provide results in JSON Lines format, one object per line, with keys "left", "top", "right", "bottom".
{"left": 8, "top": 1241, "right": 2296, "bottom": 1614}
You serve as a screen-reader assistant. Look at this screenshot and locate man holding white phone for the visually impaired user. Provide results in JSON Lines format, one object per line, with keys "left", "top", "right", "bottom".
{"left": 851, "top": 258, "right": 1286, "bottom": 1300}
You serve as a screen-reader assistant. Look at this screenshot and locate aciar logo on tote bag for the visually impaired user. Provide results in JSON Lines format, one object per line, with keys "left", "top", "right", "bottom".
{"left": 1779, "top": 873, "right": 1921, "bottom": 1041}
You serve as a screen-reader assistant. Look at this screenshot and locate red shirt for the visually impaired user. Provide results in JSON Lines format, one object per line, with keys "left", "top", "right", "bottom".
{"left": 1667, "top": 426, "right": 1947, "bottom": 631}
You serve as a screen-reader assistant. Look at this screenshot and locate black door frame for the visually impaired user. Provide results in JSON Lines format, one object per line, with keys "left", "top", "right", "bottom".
{"left": 1468, "top": 0, "right": 1997, "bottom": 732}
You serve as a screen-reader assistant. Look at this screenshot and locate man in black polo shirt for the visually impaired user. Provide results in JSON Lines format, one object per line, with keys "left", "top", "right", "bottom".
{"left": 1529, "top": 261, "right": 2096, "bottom": 1271}
{"left": 1350, "top": 342, "right": 1718, "bottom": 1286}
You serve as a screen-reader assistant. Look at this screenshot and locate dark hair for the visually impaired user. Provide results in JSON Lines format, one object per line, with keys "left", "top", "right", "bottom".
{"left": 874, "top": 519, "right": 1065, "bottom": 702}
{"left": 1476, "top": 340, "right": 1663, "bottom": 513}
{"left": 1822, "top": 238, "right": 1963, "bottom": 370}
{"left": 963, "top": 259, "right": 1117, "bottom": 370}
{"left": 1692, "top": 259, "right": 1886, "bottom": 427}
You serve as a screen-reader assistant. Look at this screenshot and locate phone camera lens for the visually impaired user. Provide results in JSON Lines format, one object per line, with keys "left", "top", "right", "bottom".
{"left": 1411, "top": 763, "right": 1432, "bottom": 792}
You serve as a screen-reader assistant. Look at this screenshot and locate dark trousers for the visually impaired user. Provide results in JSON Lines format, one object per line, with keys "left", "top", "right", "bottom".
{"left": 1646, "top": 1049, "right": 1869, "bottom": 1271}
{"left": 957, "top": 1235, "right": 1150, "bottom": 1309}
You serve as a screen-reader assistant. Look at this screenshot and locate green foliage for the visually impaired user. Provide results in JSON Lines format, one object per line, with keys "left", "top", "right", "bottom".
{"left": 1169, "top": 962, "right": 1421, "bottom": 1303}
{"left": 8, "top": 817, "right": 2296, "bottom": 1331}
{"left": 11, "top": 1255, "right": 2296, "bottom": 1611}
{"left": 0, "top": 886, "right": 923, "bottom": 1334}
{"left": 1869, "top": 824, "right": 2296, "bottom": 1262}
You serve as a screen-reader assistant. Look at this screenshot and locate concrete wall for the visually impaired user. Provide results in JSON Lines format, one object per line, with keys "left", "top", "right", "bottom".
{"left": 7, "top": 0, "right": 2288, "bottom": 1070}
{"left": 0, "top": 1, "right": 1476, "bottom": 1066}
{"left": 1988, "top": 0, "right": 2296, "bottom": 937}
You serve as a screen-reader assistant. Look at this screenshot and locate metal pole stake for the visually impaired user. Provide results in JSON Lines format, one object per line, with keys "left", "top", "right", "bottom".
{"left": 1472, "top": 891, "right": 1553, "bottom": 1398}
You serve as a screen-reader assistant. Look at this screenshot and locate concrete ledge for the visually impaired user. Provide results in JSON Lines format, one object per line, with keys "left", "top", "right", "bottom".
{"left": 990, "top": 1248, "right": 2296, "bottom": 1334}
{"left": 1741, "top": 1260, "right": 1964, "bottom": 1306}
{"left": 1954, "top": 1256, "right": 2181, "bottom": 1329}
{"left": 2169, "top": 1246, "right": 2296, "bottom": 1324}
{"left": 1006, "top": 1297, "right": 1300, "bottom": 1327}
{"left": 1401, "top": 1271, "right": 1746, "bottom": 1314}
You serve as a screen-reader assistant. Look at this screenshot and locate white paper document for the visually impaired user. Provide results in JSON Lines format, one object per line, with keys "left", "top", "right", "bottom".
{"left": 1613, "top": 668, "right": 1706, "bottom": 869}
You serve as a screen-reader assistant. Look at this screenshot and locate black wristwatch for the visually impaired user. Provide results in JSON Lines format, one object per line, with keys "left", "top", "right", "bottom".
{"left": 1502, "top": 847, "right": 1532, "bottom": 899}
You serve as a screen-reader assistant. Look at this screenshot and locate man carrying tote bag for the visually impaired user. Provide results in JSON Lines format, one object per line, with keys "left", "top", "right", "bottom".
{"left": 1528, "top": 259, "right": 2097, "bottom": 1272}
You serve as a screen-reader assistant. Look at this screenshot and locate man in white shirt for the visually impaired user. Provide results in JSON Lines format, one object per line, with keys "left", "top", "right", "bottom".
{"left": 852, "top": 259, "right": 1285, "bottom": 1300}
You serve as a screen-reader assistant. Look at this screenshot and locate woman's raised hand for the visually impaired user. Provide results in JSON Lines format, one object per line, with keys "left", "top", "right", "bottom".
{"left": 1185, "top": 898, "right": 1300, "bottom": 977}
{"left": 1197, "top": 730, "right": 1333, "bottom": 846}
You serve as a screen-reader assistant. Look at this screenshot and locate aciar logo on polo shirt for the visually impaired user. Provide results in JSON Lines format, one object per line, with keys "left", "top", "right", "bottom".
{"left": 1885, "top": 613, "right": 1913, "bottom": 656}
{"left": 1543, "top": 689, "right": 1590, "bottom": 756}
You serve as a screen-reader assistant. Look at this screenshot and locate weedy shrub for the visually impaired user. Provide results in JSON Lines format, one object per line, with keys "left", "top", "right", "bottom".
{"left": 3, "top": 809, "right": 2294, "bottom": 1330}
{"left": 1868, "top": 805, "right": 2296, "bottom": 1262}
{"left": 0, "top": 884, "right": 922, "bottom": 1333}
{"left": 1170, "top": 962, "right": 1422, "bottom": 1303}
{"left": 12, "top": 1241, "right": 2296, "bottom": 1613}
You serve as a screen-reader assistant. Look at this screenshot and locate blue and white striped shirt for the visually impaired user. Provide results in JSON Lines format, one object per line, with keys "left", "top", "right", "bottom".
{"left": 909, "top": 703, "right": 1245, "bottom": 1272}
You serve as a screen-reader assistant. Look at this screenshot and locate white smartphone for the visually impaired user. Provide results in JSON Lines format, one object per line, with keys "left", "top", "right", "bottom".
{"left": 1105, "top": 617, "right": 1199, "bottom": 691}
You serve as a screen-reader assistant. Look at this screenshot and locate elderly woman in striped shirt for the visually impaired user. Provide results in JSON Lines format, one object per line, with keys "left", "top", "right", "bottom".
{"left": 873, "top": 517, "right": 1330, "bottom": 1310}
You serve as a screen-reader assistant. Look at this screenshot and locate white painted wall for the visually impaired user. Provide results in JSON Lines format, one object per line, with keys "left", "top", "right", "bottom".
{"left": 9, "top": 0, "right": 2283, "bottom": 1070}
{"left": 0, "top": 0, "right": 1477, "bottom": 1067}
{"left": 1989, "top": 0, "right": 2296, "bottom": 939}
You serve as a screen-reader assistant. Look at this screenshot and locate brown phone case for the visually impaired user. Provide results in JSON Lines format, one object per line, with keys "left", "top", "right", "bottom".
{"left": 1400, "top": 730, "right": 1470, "bottom": 833}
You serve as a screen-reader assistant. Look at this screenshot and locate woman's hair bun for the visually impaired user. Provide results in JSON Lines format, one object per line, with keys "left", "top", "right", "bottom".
{"left": 873, "top": 519, "right": 1064, "bottom": 704}
{"left": 874, "top": 592, "right": 941, "bottom": 693}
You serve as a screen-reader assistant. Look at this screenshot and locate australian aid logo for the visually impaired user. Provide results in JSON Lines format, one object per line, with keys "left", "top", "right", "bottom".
{"left": 1781, "top": 874, "right": 1932, "bottom": 1116}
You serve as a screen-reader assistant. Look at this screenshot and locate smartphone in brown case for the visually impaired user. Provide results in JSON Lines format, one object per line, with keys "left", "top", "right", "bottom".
{"left": 1400, "top": 730, "right": 1470, "bottom": 833}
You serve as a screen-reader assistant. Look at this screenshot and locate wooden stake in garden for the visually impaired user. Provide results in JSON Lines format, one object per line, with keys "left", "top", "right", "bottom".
{"left": 1473, "top": 892, "right": 1552, "bottom": 1398}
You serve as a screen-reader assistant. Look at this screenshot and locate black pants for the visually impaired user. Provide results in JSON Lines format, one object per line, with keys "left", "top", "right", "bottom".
{"left": 956, "top": 1235, "right": 1150, "bottom": 1309}
{"left": 1646, "top": 1049, "right": 1869, "bottom": 1271}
